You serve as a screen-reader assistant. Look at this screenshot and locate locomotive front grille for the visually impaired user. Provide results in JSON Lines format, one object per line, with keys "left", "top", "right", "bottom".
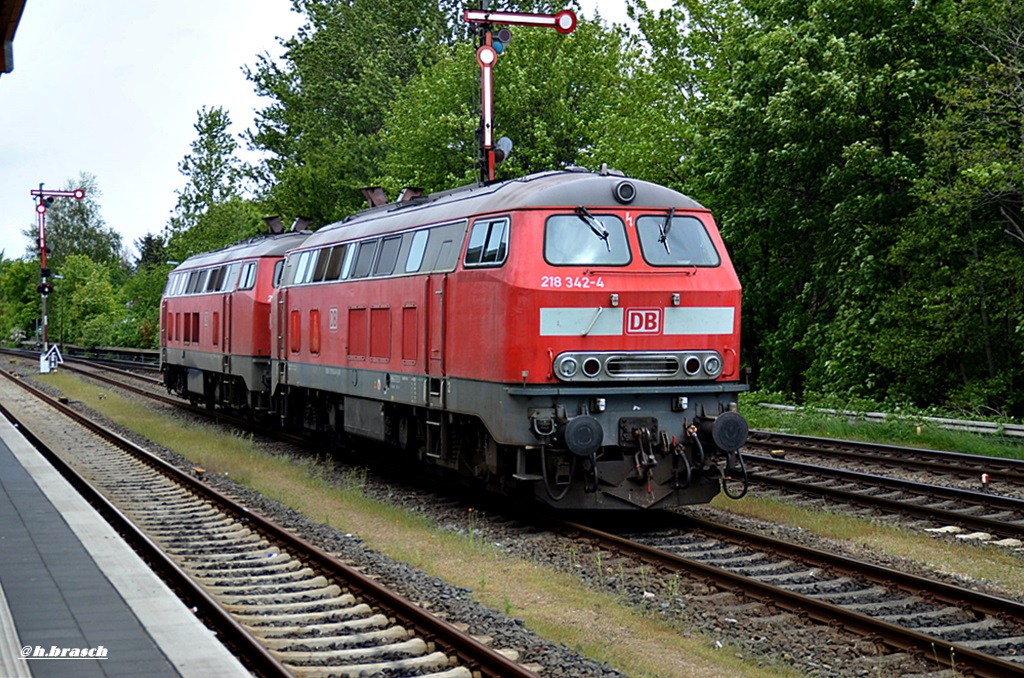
{"left": 553, "top": 350, "right": 725, "bottom": 382}
{"left": 605, "top": 355, "right": 678, "bottom": 378}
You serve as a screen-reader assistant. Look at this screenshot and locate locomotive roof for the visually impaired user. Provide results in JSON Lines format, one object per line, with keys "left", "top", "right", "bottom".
{"left": 301, "top": 169, "right": 708, "bottom": 249}
{"left": 171, "top": 231, "right": 311, "bottom": 272}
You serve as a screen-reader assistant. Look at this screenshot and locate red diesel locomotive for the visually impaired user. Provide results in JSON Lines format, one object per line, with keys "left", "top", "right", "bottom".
{"left": 161, "top": 168, "right": 748, "bottom": 510}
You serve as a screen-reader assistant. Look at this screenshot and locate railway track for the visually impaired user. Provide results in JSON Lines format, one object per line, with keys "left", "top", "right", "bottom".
{"left": 0, "top": 368, "right": 534, "bottom": 677}
{"left": 32, "top": 352, "right": 1024, "bottom": 673}
{"left": 744, "top": 454, "right": 1024, "bottom": 542}
{"left": 747, "top": 430, "right": 1024, "bottom": 487}
{"left": 740, "top": 430, "right": 1024, "bottom": 544}
{"left": 557, "top": 513, "right": 1024, "bottom": 677}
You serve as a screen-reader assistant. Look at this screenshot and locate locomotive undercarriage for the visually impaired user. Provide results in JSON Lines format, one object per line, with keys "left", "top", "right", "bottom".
{"left": 162, "top": 357, "right": 273, "bottom": 414}
{"left": 268, "top": 387, "right": 747, "bottom": 511}
{"left": 165, "top": 359, "right": 748, "bottom": 510}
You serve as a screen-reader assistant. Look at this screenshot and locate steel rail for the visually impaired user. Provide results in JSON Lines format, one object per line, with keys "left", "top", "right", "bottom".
{"left": 554, "top": 516, "right": 1024, "bottom": 677}
{"left": 747, "top": 430, "right": 1024, "bottom": 484}
{"left": 7, "top": 367, "right": 534, "bottom": 678}
{"left": 745, "top": 454, "right": 1024, "bottom": 539}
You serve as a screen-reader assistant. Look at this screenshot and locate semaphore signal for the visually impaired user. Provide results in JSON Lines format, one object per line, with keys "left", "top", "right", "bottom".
{"left": 29, "top": 182, "right": 85, "bottom": 359}
{"left": 464, "top": 5, "right": 577, "bottom": 183}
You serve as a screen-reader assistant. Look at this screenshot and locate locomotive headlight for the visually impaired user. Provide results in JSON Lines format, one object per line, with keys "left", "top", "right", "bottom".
{"left": 557, "top": 357, "right": 578, "bottom": 379}
{"left": 704, "top": 355, "right": 723, "bottom": 377}
{"left": 582, "top": 357, "right": 603, "bottom": 378}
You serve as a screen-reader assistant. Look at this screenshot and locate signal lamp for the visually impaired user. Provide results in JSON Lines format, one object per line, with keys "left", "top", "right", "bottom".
{"left": 492, "top": 27, "right": 512, "bottom": 53}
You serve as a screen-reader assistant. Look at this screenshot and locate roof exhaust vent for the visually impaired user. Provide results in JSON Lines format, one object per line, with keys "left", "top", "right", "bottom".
{"left": 263, "top": 216, "right": 285, "bottom": 235}
{"left": 290, "top": 217, "right": 311, "bottom": 232}
{"left": 397, "top": 187, "right": 423, "bottom": 203}
{"left": 361, "top": 186, "right": 389, "bottom": 208}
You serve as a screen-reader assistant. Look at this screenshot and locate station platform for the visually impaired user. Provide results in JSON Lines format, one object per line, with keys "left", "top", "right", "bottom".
{"left": 0, "top": 416, "right": 249, "bottom": 677}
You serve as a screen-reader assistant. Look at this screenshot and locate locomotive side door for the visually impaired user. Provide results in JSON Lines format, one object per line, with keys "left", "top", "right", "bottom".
{"left": 274, "top": 289, "right": 285, "bottom": 359}
{"left": 425, "top": 273, "right": 447, "bottom": 407}
{"left": 222, "top": 294, "right": 232, "bottom": 354}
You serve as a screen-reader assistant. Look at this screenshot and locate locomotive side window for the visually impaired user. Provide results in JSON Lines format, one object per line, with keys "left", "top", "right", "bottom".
{"left": 405, "top": 231, "right": 429, "bottom": 273}
{"left": 223, "top": 263, "right": 241, "bottom": 291}
{"left": 351, "top": 240, "right": 378, "bottom": 279}
{"left": 636, "top": 215, "right": 721, "bottom": 267}
{"left": 422, "top": 220, "right": 468, "bottom": 272}
{"left": 185, "top": 271, "right": 201, "bottom": 294}
{"left": 373, "top": 236, "right": 402, "bottom": 277}
{"left": 272, "top": 260, "right": 286, "bottom": 288}
{"left": 206, "top": 266, "right": 225, "bottom": 292}
{"left": 324, "top": 245, "right": 347, "bottom": 281}
{"left": 311, "top": 248, "right": 331, "bottom": 282}
{"left": 341, "top": 244, "right": 358, "bottom": 279}
{"left": 239, "top": 262, "right": 258, "bottom": 290}
{"left": 545, "top": 214, "right": 630, "bottom": 265}
{"left": 465, "top": 217, "right": 509, "bottom": 267}
{"left": 294, "top": 251, "right": 314, "bottom": 284}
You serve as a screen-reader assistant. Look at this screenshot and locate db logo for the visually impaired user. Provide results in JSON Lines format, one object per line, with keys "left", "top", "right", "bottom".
{"left": 626, "top": 308, "right": 661, "bottom": 334}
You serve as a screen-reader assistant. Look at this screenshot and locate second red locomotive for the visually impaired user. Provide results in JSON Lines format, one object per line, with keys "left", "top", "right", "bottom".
{"left": 161, "top": 168, "right": 748, "bottom": 510}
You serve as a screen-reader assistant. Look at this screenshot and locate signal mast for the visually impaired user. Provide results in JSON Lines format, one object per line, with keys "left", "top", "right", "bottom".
{"left": 464, "top": 3, "right": 577, "bottom": 183}
{"left": 29, "top": 183, "right": 85, "bottom": 357}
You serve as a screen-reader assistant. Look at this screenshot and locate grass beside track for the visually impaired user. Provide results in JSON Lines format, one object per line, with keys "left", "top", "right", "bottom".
{"left": 40, "top": 372, "right": 793, "bottom": 678}
{"left": 741, "top": 397, "right": 1024, "bottom": 461}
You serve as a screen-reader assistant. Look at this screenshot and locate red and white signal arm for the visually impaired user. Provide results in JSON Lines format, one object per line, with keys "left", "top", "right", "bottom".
{"left": 464, "top": 8, "right": 577, "bottom": 34}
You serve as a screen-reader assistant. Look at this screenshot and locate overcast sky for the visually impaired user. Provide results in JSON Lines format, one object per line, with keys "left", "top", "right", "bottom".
{"left": 1, "top": 1, "right": 660, "bottom": 263}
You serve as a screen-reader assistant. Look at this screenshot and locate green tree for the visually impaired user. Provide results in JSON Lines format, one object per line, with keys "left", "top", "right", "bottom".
{"left": 134, "top": 233, "right": 168, "bottom": 269}
{"left": 244, "top": 0, "right": 471, "bottom": 224}
{"left": 877, "top": 0, "right": 1024, "bottom": 414}
{"left": 662, "top": 0, "right": 958, "bottom": 400}
{"left": 0, "top": 258, "right": 42, "bottom": 344}
{"left": 166, "top": 107, "right": 263, "bottom": 261}
{"left": 169, "top": 106, "right": 246, "bottom": 233}
{"left": 116, "top": 263, "right": 169, "bottom": 348}
{"left": 379, "top": 17, "right": 636, "bottom": 192}
{"left": 22, "top": 172, "right": 123, "bottom": 271}
{"left": 59, "top": 254, "right": 124, "bottom": 349}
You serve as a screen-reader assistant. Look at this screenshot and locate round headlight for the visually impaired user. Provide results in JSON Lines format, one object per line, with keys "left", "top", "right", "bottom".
{"left": 704, "top": 355, "right": 722, "bottom": 377}
{"left": 582, "top": 357, "right": 603, "bottom": 377}
{"left": 683, "top": 356, "right": 702, "bottom": 376}
{"left": 557, "top": 357, "right": 578, "bottom": 379}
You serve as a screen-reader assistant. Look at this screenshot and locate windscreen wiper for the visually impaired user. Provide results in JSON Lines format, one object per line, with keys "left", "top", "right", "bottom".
{"left": 659, "top": 207, "right": 675, "bottom": 255}
{"left": 575, "top": 206, "right": 611, "bottom": 252}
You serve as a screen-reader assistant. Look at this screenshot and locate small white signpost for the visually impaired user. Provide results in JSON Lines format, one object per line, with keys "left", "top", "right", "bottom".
{"left": 39, "top": 344, "right": 63, "bottom": 374}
